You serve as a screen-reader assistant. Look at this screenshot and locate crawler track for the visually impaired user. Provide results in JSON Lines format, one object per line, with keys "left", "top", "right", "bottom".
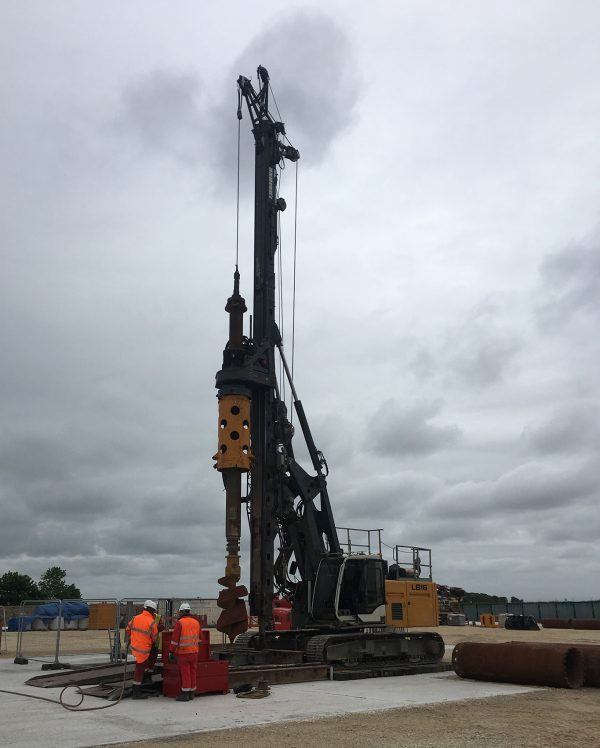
{"left": 305, "top": 631, "right": 445, "bottom": 666}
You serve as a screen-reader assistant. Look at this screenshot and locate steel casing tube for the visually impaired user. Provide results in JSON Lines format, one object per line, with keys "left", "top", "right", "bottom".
{"left": 452, "top": 641, "right": 584, "bottom": 689}
{"left": 577, "top": 645, "right": 600, "bottom": 686}
{"left": 509, "top": 641, "right": 600, "bottom": 687}
{"left": 572, "top": 619, "right": 600, "bottom": 631}
{"left": 541, "top": 618, "right": 572, "bottom": 629}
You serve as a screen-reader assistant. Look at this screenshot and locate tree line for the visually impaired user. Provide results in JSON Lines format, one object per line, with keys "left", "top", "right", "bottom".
{"left": 0, "top": 567, "right": 82, "bottom": 606}
{"left": 463, "top": 592, "right": 524, "bottom": 604}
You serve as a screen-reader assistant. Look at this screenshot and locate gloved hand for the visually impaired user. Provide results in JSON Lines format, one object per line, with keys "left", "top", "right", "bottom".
{"left": 168, "top": 652, "right": 177, "bottom": 664}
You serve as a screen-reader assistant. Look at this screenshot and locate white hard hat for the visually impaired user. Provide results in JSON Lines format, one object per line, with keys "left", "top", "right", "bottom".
{"left": 179, "top": 602, "right": 191, "bottom": 612}
{"left": 144, "top": 599, "right": 158, "bottom": 610}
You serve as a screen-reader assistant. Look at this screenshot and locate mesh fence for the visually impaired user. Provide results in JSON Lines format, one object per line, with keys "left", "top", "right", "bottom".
{"left": 463, "top": 600, "right": 600, "bottom": 622}
{"left": 11, "top": 598, "right": 121, "bottom": 665}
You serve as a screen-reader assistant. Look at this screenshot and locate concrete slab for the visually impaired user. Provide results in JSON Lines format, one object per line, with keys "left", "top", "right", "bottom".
{"left": 0, "top": 655, "right": 541, "bottom": 748}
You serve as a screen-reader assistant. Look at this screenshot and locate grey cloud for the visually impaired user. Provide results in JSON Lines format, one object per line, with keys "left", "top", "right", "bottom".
{"left": 113, "top": 10, "right": 357, "bottom": 190}
{"left": 427, "top": 459, "right": 598, "bottom": 522}
{"left": 409, "top": 348, "right": 436, "bottom": 381}
{"left": 101, "top": 522, "right": 219, "bottom": 558}
{"left": 0, "top": 423, "right": 222, "bottom": 559}
{"left": 367, "top": 398, "right": 462, "bottom": 457}
{"left": 491, "top": 460, "right": 597, "bottom": 512}
{"left": 536, "top": 238, "right": 600, "bottom": 331}
{"left": 540, "top": 514, "right": 600, "bottom": 545}
{"left": 26, "top": 521, "right": 100, "bottom": 557}
{"left": 444, "top": 300, "right": 522, "bottom": 387}
{"left": 336, "top": 470, "right": 442, "bottom": 525}
{"left": 0, "top": 435, "right": 70, "bottom": 483}
{"left": 116, "top": 69, "right": 203, "bottom": 163}
{"left": 524, "top": 405, "right": 600, "bottom": 455}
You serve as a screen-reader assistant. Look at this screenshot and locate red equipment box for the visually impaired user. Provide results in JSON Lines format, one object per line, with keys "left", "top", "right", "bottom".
{"left": 161, "top": 629, "right": 229, "bottom": 698}
{"left": 162, "top": 659, "right": 229, "bottom": 698}
{"left": 196, "top": 660, "right": 229, "bottom": 695}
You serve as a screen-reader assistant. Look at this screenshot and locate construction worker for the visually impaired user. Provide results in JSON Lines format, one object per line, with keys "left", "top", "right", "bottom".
{"left": 125, "top": 599, "right": 159, "bottom": 700}
{"left": 168, "top": 602, "right": 201, "bottom": 702}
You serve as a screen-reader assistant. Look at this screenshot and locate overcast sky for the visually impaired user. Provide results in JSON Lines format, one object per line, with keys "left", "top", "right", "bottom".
{"left": 1, "top": 1, "right": 599, "bottom": 603}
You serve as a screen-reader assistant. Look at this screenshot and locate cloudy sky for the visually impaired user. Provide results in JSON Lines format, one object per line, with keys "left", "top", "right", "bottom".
{"left": 1, "top": 1, "right": 599, "bottom": 603}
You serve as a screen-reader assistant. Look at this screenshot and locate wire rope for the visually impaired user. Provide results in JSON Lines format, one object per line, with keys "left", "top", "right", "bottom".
{"left": 235, "top": 106, "right": 241, "bottom": 268}
{"left": 268, "top": 78, "right": 301, "bottom": 417}
{"left": 276, "top": 165, "right": 284, "bottom": 400}
{"left": 290, "top": 160, "right": 299, "bottom": 421}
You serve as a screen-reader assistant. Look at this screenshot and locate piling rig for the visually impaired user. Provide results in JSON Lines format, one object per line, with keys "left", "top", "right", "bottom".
{"left": 214, "top": 66, "right": 444, "bottom": 668}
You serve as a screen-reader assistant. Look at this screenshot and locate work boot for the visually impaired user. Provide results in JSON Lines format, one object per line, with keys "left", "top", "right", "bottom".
{"left": 132, "top": 685, "right": 148, "bottom": 700}
{"left": 176, "top": 691, "right": 189, "bottom": 702}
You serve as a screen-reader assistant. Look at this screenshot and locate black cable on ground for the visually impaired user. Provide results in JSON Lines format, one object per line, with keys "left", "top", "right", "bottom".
{"left": 0, "top": 649, "right": 131, "bottom": 712}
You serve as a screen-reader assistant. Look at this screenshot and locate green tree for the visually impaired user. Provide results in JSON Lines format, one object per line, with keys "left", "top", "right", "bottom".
{"left": 463, "top": 592, "right": 508, "bottom": 604}
{"left": 0, "top": 571, "right": 40, "bottom": 605}
{"left": 38, "top": 566, "right": 82, "bottom": 600}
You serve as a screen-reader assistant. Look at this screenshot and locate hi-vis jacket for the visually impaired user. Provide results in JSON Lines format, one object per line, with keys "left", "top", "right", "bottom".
{"left": 126, "top": 610, "right": 159, "bottom": 663}
{"left": 169, "top": 615, "right": 201, "bottom": 655}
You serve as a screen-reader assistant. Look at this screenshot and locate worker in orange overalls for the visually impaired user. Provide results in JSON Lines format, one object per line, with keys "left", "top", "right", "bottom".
{"left": 125, "top": 599, "right": 159, "bottom": 700}
{"left": 168, "top": 602, "right": 201, "bottom": 702}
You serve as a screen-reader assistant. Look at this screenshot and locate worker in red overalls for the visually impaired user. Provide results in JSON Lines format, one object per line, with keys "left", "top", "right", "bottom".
{"left": 168, "top": 602, "right": 201, "bottom": 702}
{"left": 125, "top": 599, "right": 159, "bottom": 700}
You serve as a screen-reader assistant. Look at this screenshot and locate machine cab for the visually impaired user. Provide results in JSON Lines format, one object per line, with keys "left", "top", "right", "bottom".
{"left": 311, "top": 555, "right": 387, "bottom": 625}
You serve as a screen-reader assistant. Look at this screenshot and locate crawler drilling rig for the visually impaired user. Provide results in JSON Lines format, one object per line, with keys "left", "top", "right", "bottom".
{"left": 214, "top": 66, "right": 444, "bottom": 668}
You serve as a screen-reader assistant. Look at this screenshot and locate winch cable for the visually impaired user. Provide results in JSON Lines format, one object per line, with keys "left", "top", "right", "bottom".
{"left": 276, "top": 164, "right": 287, "bottom": 404}
{"left": 268, "top": 78, "right": 300, "bottom": 422}
{"left": 0, "top": 646, "right": 132, "bottom": 712}
{"left": 235, "top": 88, "right": 242, "bottom": 268}
{"left": 290, "top": 159, "right": 298, "bottom": 422}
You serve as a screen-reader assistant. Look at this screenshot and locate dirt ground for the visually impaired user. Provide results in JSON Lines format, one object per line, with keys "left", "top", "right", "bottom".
{"left": 4, "top": 626, "right": 600, "bottom": 747}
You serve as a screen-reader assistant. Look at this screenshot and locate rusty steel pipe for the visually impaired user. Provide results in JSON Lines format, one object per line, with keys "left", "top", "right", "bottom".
{"left": 577, "top": 645, "right": 600, "bottom": 686}
{"left": 541, "top": 618, "right": 572, "bottom": 629}
{"left": 452, "top": 641, "right": 584, "bottom": 689}
{"left": 508, "top": 641, "right": 600, "bottom": 688}
{"left": 572, "top": 619, "right": 600, "bottom": 630}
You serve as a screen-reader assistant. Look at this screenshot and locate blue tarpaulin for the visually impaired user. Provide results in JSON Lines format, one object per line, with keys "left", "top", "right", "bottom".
{"left": 8, "top": 602, "right": 89, "bottom": 631}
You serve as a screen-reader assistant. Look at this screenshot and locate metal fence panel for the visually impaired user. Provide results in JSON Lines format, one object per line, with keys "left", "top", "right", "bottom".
{"left": 555, "top": 602, "right": 575, "bottom": 618}
{"left": 461, "top": 600, "right": 599, "bottom": 623}
{"left": 574, "top": 601, "right": 594, "bottom": 618}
